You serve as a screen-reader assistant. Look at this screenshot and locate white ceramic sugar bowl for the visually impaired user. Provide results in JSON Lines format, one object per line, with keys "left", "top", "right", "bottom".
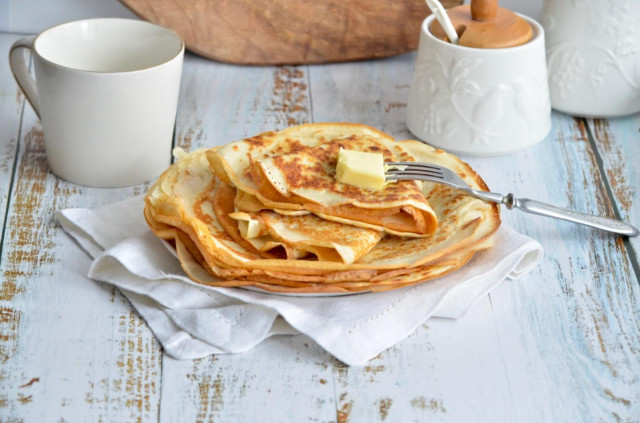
{"left": 406, "top": 14, "right": 551, "bottom": 156}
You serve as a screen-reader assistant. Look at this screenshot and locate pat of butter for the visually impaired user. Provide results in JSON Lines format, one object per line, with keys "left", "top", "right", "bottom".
{"left": 228, "top": 212, "right": 266, "bottom": 239}
{"left": 336, "top": 148, "right": 385, "bottom": 190}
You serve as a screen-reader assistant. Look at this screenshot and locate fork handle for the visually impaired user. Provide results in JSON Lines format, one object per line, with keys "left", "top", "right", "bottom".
{"left": 508, "top": 196, "right": 639, "bottom": 237}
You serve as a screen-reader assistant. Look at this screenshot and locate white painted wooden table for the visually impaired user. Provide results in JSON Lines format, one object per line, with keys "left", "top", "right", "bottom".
{"left": 1, "top": 31, "right": 639, "bottom": 422}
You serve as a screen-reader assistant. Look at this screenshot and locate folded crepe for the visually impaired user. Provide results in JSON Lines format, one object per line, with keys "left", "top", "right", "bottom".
{"left": 208, "top": 123, "right": 438, "bottom": 237}
{"left": 214, "top": 180, "right": 383, "bottom": 264}
{"left": 144, "top": 123, "right": 501, "bottom": 293}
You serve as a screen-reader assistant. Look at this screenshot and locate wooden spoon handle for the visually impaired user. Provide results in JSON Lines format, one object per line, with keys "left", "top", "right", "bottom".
{"left": 471, "top": 0, "right": 498, "bottom": 21}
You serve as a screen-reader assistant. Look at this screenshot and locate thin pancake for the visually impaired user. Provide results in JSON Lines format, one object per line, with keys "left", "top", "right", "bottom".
{"left": 229, "top": 209, "right": 383, "bottom": 265}
{"left": 174, "top": 228, "right": 495, "bottom": 294}
{"left": 209, "top": 123, "right": 437, "bottom": 236}
{"left": 216, "top": 180, "right": 383, "bottom": 264}
{"left": 144, "top": 123, "right": 501, "bottom": 293}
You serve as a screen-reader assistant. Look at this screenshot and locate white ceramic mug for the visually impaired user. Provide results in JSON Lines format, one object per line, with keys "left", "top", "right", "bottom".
{"left": 9, "top": 18, "right": 184, "bottom": 187}
{"left": 406, "top": 14, "right": 551, "bottom": 156}
{"left": 542, "top": 0, "right": 640, "bottom": 117}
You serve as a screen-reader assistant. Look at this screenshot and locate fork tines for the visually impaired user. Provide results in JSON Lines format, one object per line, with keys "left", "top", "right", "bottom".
{"left": 384, "top": 161, "right": 444, "bottom": 181}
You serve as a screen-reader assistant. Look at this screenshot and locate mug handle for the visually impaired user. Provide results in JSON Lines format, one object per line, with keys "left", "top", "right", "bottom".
{"left": 9, "top": 35, "right": 40, "bottom": 119}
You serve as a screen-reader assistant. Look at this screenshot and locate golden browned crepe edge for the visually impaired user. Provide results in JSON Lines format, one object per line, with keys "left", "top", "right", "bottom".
{"left": 173, "top": 229, "right": 495, "bottom": 294}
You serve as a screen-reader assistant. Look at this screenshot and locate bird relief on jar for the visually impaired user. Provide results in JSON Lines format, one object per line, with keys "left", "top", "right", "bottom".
{"left": 413, "top": 55, "right": 548, "bottom": 146}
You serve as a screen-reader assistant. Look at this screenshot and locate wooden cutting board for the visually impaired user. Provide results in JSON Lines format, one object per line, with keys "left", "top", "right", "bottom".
{"left": 119, "top": 0, "right": 462, "bottom": 65}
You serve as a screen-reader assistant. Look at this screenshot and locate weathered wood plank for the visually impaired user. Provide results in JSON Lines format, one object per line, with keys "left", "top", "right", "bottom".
{"left": 332, "top": 300, "right": 514, "bottom": 423}
{"left": 0, "top": 33, "right": 24, "bottom": 258}
{"left": 161, "top": 336, "right": 337, "bottom": 423}
{"left": 471, "top": 113, "right": 640, "bottom": 422}
{"left": 0, "top": 33, "right": 27, "bottom": 421}
{"left": 159, "top": 53, "right": 339, "bottom": 422}
{"left": 586, "top": 115, "right": 640, "bottom": 256}
{"left": 0, "top": 33, "right": 162, "bottom": 420}
{"left": 174, "top": 57, "right": 310, "bottom": 150}
{"left": 309, "top": 52, "right": 516, "bottom": 423}
{"left": 308, "top": 52, "right": 415, "bottom": 139}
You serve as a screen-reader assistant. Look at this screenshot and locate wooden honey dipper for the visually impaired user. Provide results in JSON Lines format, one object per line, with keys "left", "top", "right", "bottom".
{"left": 430, "top": 0, "right": 532, "bottom": 48}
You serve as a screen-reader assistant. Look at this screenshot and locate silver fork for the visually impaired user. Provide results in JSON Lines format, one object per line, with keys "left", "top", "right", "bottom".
{"left": 385, "top": 161, "right": 639, "bottom": 237}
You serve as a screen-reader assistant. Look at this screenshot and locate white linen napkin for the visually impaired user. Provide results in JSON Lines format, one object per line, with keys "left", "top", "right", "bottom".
{"left": 56, "top": 196, "right": 543, "bottom": 366}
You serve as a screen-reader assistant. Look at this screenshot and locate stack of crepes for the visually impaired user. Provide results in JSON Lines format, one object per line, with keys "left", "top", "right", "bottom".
{"left": 144, "top": 123, "right": 501, "bottom": 294}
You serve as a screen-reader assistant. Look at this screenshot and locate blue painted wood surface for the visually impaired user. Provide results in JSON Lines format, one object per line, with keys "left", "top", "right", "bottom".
{"left": 0, "top": 33, "right": 638, "bottom": 422}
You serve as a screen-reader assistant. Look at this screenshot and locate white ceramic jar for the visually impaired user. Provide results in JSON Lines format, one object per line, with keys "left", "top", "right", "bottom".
{"left": 542, "top": 0, "right": 640, "bottom": 117}
{"left": 406, "top": 14, "right": 551, "bottom": 156}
